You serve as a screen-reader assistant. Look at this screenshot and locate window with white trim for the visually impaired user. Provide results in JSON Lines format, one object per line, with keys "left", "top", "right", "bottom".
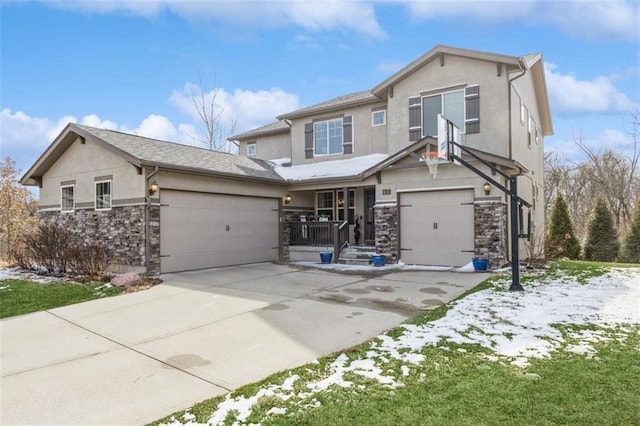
{"left": 520, "top": 99, "right": 527, "bottom": 124}
{"left": 61, "top": 185, "right": 74, "bottom": 212}
{"left": 372, "top": 110, "right": 386, "bottom": 126}
{"left": 528, "top": 116, "right": 534, "bottom": 149}
{"left": 314, "top": 118, "right": 343, "bottom": 155}
{"left": 316, "top": 191, "right": 334, "bottom": 220}
{"left": 247, "top": 143, "right": 256, "bottom": 156}
{"left": 422, "top": 89, "right": 464, "bottom": 137}
{"left": 95, "top": 180, "right": 112, "bottom": 210}
{"left": 337, "top": 189, "right": 356, "bottom": 224}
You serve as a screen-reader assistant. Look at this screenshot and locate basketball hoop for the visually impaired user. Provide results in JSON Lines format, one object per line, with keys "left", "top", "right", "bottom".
{"left": 421, "top": 151, "right": 440, "bottom": 178}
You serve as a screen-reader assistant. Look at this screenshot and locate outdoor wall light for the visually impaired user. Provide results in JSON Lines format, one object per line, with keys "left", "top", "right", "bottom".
{"left": 483, "top": 181, "right": 491, "bottom": 195}
{"left": 284, "top": 193, "right": 292, "bottom": 204}
{"left": 148, "top": 180, "right": 159, "bottom": 196}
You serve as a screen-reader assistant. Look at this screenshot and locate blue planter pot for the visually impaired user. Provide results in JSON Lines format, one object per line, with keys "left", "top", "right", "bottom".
{"left": 472, "top": 258, "right": 488, "bottom": 271}
{"left": 371, "top": 254, "right": 386, "bottom": 267}
{"left": 320, "top": 252, "right": 333, "bottom": 264}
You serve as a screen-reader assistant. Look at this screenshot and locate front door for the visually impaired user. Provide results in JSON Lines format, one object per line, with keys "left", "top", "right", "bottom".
{"left": 364, "top": 187, "right": 376, "bottom": 245}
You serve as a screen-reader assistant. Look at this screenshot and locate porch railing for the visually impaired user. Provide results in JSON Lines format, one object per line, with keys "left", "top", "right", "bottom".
{"left": 287, "top": 220, "right": 350, "bottom": 262}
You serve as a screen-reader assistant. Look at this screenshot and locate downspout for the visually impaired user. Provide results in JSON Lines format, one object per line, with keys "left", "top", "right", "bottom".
{"left": 145, "top": 166, "right": 159, "bottom": 276}
{"left": 506, "top": 60, "right": 527, "bottom": 267}
{"left": 508, "top": 60, "right": 527, "bottom": 159}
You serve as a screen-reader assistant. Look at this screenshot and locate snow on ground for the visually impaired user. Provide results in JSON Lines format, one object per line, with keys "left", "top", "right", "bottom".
{"left": 0, "top": 267, "right": 61, "bottom": 283}
{"left": 294, "top": 260, "right": 474, "bottom": 273}
{"left": 162, "top": 267, "right": 640, "bottom": 426}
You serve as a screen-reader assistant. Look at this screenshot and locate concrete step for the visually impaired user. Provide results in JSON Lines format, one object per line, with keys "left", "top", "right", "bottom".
{"left": 339, "top": 258, "right": 372, "bottom": 266}
{"left": 338, "top": 245, "right": 377, "bottom": 265}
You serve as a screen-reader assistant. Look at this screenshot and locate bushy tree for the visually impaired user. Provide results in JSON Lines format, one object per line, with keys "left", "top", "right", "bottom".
{"left": 620, "top": 202, "right": 640, "bottom": 263}
{"left": 0, "top": 157, "right": 38, "bottom": 262}
{"left": 545, "top": 192, "right": 581, "bottom": 260}
{"left": 583, "top": 198, "right": 619, "bottom": 262}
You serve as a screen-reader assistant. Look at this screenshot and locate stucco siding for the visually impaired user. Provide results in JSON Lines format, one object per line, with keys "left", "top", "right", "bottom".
{"left": 39, "top": 136, "right": 144, "bottom": 209}
{"left": 157, "top": 170, "right": 286, "bottom": 199}
{"left": 377, "top": 160, "right": 499, "bottom": 204}
{"left": 290, "top": 101, "right": 387, "bottom": 165}
{"left": 386, "top": 54, "right": 511, "bottom": 156}
{"left": 240, "top": 132, "right": 291, "bottom": 160}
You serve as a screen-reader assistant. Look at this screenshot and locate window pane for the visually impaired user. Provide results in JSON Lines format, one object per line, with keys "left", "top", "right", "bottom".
{"left": 328, "top": 119, "right": 343, "bottom": 154}
{"left": 422, "top": 95, "right": 441, "bottom": 137}
{"left": 443, "top": 90, "right": 464, "bottom": 131}
{"left": 372, "top": 110, "right": 385, "bottom": 126}
{"left": 96, "top": 181, "right": 111, "bottom": 210}
{"left": 314, "top": 122, "right": 328, "bottom": 155}
{"left": 61, "top": 186, "right": 74, "bottom": 212}
{"left": 315, "top": 119, "right": 343, "bottom": 155}
{"left": 317, "top": 191, "right": 333, "bottom": 209}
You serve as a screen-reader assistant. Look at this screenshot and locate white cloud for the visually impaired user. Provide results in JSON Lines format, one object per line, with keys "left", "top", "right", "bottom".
{"left": 398, "top": 0, "right": 638, "bottom": 42}
{"left": 38, "top": 0, "right": 386, "bottom": 39}
{"left": 545, "top": 63, "right": 637, "bottom": 116}
{"left": 545, "top": 127, "right": 636, "bottom": 162}
{"left": 404, "top": 0, "right": 535, "bottom": 21}
{"left": 0, "top": 108, "right": 207, "bottom": 174}
{"left": 377, "top": 60, "right": 406, "bottom": 74}
{"left": 169, "top": 83, "right": 300, "bottom": 133}
{"left": 546, "top": 0, "right": 639, "bottom": 42}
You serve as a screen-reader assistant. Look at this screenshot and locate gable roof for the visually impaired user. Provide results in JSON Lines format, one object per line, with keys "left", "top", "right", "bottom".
{"left": 277, "top": 90, "right": 381, "bottom": 120}
{"left": 372, "top": 44, "right": 522, "bottom": 97}
{"left": 228, "top": 119, "right": 290, "bottom": 141}
{"left": 20, "top": 123, "right": 284, "bottom": 186}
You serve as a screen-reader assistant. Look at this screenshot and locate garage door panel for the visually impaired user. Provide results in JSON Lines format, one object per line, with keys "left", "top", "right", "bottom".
{"left": 160, "top": 191, "right": 278, "bottom": 273}
{"left": 400, "top": 190, "right": 474, "bottom": 267}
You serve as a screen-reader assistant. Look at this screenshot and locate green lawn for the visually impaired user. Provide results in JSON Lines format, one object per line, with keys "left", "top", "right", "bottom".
{"left": 0, "top": 278, "right": 121, "bottom": 318}
{"left": 154, "top": 261, "right": 640, "bottom": 426}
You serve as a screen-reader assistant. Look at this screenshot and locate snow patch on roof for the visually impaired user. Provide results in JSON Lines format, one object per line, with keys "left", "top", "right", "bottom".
{"left": 272, "top": 153, "right": 388, "bottom": 181}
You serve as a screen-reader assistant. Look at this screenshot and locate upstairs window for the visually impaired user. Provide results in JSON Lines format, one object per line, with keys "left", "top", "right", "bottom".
{"left": 61, "top": 185, "right": 74, "bottom": 212}
{"left": 314, "top": 118, "right": 343, "bottom": 155}
{"left": 247, "top": 143, "right": 256, "bottom": 156}
{"left": 95, "top": 180, "right": 111, "bottom": 211}
{"left": 422, "top": 89, "right": 464, "bottom": 137}
{"left": 372, "top": 110, "right": 386, "bottom": 126}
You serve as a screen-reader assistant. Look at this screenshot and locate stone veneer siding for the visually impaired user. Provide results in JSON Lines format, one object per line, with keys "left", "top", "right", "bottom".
{"left": 39, "top": 204, "right": 161, "bottom": 275}
{"left": 474, "top": 201, "right": 508, "bottom": 268}
{"left": 374, "top": 204, "right": 398, "bottom": 262}
{"left": 280, "top": 208, "right": 315, "bottom": 262}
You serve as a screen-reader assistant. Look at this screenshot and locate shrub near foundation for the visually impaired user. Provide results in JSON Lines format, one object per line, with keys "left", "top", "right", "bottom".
{"left": 15, "top": 224, "right": 114, "bottom": 277}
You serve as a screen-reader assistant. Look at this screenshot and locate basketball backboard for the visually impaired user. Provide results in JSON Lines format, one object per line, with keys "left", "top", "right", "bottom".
{"left": 437, "top": 114, "right": 461, "bottom": 164}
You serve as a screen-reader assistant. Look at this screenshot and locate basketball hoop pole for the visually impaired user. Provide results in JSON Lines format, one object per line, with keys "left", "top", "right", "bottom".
{"left": 446, "top": 139, "right": 528, "bottom": 292}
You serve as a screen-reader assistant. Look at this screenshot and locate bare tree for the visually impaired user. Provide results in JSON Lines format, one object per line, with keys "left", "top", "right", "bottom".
{"left": 544, "top": 111, "right": 640, "bottom": 240}
{"left": 190, "top": 74, "right": 238, "bottom": 153}
{"left": 0, "top": 157, "right": 38, "bottom": 262}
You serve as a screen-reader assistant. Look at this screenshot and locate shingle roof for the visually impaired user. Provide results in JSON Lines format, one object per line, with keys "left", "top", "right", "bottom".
{"left": 277, "top": 90, "right": 381, "bottom": 120}
{"left": 74, "top": 124, "right": 283, "bottom": 181}
{"left": 228, "top": 120, "right": 290, "bottom": 141}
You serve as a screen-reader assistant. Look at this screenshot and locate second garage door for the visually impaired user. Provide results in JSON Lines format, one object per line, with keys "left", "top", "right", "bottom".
{"left": 399, "top": 189, "right": 474, "bottom": 267}
{"left": 160, "top": 190, "right": 279, "bottom": 273}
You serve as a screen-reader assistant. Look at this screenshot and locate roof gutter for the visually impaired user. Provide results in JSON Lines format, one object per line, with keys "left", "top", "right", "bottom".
{"left": 139, "top": 161, "right": 286, "bottom": 185}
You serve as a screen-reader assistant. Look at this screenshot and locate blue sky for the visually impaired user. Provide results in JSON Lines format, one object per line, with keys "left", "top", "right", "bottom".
{"left": 1, "top": 0, "right": 638, "bottom": 175}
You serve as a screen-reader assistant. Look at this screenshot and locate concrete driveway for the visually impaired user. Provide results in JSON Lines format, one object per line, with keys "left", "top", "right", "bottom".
{"left": 1, "top": 263, "right": 487, "bottom": 425}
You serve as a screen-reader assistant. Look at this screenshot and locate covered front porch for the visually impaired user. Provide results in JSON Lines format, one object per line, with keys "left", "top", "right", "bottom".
{"left": 281, "top": 185, "right": 377, "bottom": 263}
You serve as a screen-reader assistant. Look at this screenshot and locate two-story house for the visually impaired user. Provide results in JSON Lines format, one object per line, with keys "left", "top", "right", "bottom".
{"left": 21, "top": 45, "right": 552, "bottom": 275}
{"left": 232, "top": 45, "right": 552, "bottom": 268}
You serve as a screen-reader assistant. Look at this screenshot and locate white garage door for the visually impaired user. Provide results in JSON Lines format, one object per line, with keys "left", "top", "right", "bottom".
{"left": 160, "top": 190, "right": 279, "bottom": 273}
{"left": 399, "top": 190, "right": 474, "bottom": 267}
